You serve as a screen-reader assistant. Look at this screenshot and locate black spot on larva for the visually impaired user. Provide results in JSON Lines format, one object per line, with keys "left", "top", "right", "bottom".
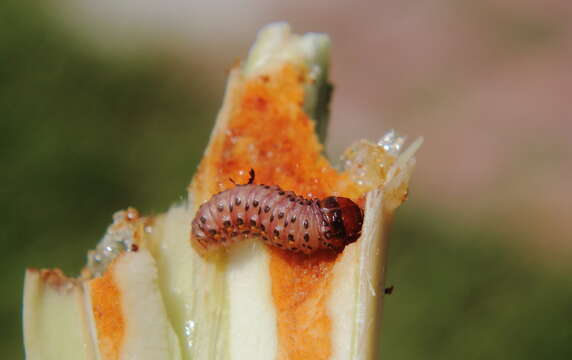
{"left": 223, "top": 220, "right": 231, "bottom": 227}
{"left": 231, "top": 231, "right": 238, "bottom": 237}
{"left": 270, "top": 215, "right": 275, "bottom": 222}
{"left": 264, "top": 185, "right": 270, "bottom": 189}
{"left": 274, "top": 229, "right": 280, "bottom": 237}
{"left": 290, "top": 247, "right": 297, "bottom": 251}
{"left": 217, "top": 203, "right": 224, "bottom": 212}
{"left": 289, "top": 196, "right": 296, "bottom": 202}
{"left": 237, "top": 217, "right": 244, "bottom": 225}
{"left": 209, "top": 229, "right": 216, "bottom": 235}
{"left": 235, "top": 198, "right": 241, "bottom": 206}
{"left": 253, "top": 200, "right": 259, "bottom": 207}
{"left": 304, "top": 233, "right": 310, "bottom": 242}
{"left": 200, "top": 216, "right": 207, "bottom": 224}
{"left": 279, "top": 191, "right": 285, "bottom": 195}
{"left": 229, "top": 204, "right": 234, "bottom": 212}
{"left": 291, "top": 215, "right": 296, "bottom": 223}
{"left": 264, "top": 205, "right": 271, "bottom": 213}
{"left": 245, "top": 203, "right": 250, "bottom": 211}
{"left": 262, "top": 236, "right": 269, "bottom": 241}
{"left": 298, "top": 199, "right": 304, "bottom": 205}
{"left": 278, "top": 211, "right": 284, "bottom": 219}
{"left": 288, "top": 234, "right": 294, "bottom": 242}
{"left": 260, "top": 224, "right": 266, "bottom": 231}
{"left": 250, "top": 218, "right": 257, "bottom": 226}
{"left": 276, "top": 243, "right": 283, "bottom": 248}
{"left": 303, "top": 220, "right": 309, "bottom": 229}
{"left": 284, "top": 221, "right": 289, "bottom": 227}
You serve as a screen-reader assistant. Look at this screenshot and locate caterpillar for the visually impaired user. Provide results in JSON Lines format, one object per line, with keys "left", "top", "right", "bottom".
{"left": 191, "top": 169, "right": 364, "bottom": 254}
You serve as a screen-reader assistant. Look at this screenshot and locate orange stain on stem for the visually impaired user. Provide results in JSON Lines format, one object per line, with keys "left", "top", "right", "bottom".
{"left": 269, "top": 248, "right": 338, "bottom": 360}
{"left": 192, "top": 63, "right": 362, "bottom": 359}
{"left": 192, "top": 63, "right": 361, "bottom": 202}
{"left": 90, "top": 264, "right": 124, "bottom": 360}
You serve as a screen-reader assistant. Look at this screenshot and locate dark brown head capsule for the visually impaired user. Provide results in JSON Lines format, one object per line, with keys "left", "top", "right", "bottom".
{"left": 319, "top": 196, "right": 364, "bottom": 246}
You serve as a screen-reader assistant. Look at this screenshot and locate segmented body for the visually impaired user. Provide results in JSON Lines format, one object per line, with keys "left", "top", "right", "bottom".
{"left": 191, "top": 179, "right": 363, "bottom": 255}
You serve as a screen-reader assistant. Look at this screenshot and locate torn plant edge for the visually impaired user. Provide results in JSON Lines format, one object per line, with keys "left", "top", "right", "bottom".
{"left": 329, "top": 135, "right": 422, "bottom": 359}
{"left": 23, "top": 210, "right": 183, "bottom": 360}
{"left": 84, "top": 249, "right": 182, "bottom": 360}
{"left": 23, "top": 269, "right": 96, "bottom": 360}
{"left": 244, "top": 22, "right": 332, "bottom": 142}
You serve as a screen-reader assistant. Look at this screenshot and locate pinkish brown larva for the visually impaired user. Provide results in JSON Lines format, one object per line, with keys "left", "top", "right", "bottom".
{"left": 191, "top": 170, "right": 364, "bottom": 254}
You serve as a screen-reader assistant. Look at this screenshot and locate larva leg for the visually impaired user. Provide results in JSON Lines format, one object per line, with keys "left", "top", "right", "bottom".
{"left": 247, "top": 169, "right": 255, "bottom": 184}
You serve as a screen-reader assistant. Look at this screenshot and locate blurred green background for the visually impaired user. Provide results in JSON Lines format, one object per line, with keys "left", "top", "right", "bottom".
{"left": 2, "top": 0, "right": 571, "bottom": 358}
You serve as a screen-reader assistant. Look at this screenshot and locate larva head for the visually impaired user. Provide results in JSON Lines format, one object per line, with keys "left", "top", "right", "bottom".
{"left": 320, "top": 196, "right": 364, "bottom": 246}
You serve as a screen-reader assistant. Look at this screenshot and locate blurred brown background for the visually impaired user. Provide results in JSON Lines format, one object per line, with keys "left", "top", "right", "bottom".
{"left": 2, "top": 0, "right": 571, "bottom": 358}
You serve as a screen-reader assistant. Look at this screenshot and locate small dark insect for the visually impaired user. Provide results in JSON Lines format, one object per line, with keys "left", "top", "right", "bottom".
{"left": 384, "top": 285, "right": 394, "bottom": 295}
{"left": 191, "top": 169, "right": 364, "bottom": 254}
